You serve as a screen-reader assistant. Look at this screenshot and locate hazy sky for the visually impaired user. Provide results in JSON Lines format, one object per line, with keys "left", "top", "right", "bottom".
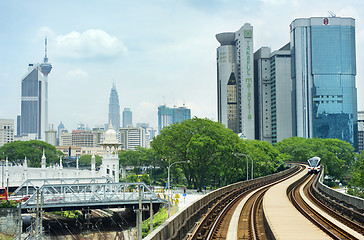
{"left": 1, "top": 0, "right": 363, "bottom": 131}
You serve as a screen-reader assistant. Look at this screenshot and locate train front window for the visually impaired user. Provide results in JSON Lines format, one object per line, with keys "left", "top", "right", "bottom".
{"left": 0, "top": 189, "right": 5, "bottom": 194}
{"left": 310, "top": 159, "right": 319, "bottom": 167}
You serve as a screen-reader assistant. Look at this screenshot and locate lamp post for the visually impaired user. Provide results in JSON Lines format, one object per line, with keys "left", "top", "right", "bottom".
{"left": 167, "top": 159, "right": 190, "bottom": 218}
{"left": 233, "top": 153, "right": 253, "bottom": 180}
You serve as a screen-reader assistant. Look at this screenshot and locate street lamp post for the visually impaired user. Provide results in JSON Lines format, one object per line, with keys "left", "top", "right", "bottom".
{"left": 167, "top": 159, "right": 189, "bottom": 218}
{"left": 233, "top": 153, "right": 253, "bottom": 180}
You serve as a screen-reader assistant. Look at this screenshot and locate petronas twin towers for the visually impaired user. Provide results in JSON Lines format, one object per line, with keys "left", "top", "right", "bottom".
{"left": 108, "top": 83, "right": 120, "bottom": 132}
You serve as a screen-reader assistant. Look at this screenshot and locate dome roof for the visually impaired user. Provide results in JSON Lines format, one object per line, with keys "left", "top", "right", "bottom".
{"left": 103, "top": 124, "right": 118, "bottom": 144}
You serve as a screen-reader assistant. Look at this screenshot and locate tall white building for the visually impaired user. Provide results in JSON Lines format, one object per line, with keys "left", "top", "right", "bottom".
{"left": 254, "top": 47, "right": 272, "bottom": 143}
{"left": 45, "top": 129, "right": 57, "bottom": 146}
{"left": 216, "top": 23, "right": 255, "bottom": 138}
{"left": 254, "top": 44, "right": 293, "bottom": 145}
{"left": 0, "top": 119, "right": 14, "bottom": 147}
{"left": 119, "top": 126, "right": 145, "bottom": 150}
{"left": 358, "top": 111, "right": 364, "bottom": 152}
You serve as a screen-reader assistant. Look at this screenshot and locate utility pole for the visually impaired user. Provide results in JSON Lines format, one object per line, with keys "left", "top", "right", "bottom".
{"left": 150, "top": 198, "right": 153, "bottom": 234}
{"left": 35, "top": 189, "right": 39, "bottom": 239}
{"left": 40, "top": 191, "right": 44, "bottom": 239}
{"left": 18, "top": 202, "right": 22, "bottom": 240}
{"left": 136, "top": 185, "right": 143, "bottom": 240}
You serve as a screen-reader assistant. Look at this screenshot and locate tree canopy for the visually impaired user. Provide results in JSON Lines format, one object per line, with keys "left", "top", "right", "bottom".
{"left": 0, "top": 140, "right": 64, "bottom": 167}
{"left": 348, "top": 152, "right": 364, "bottom": 198}
{"left": 151, "top": 117, "right": 283, "bottom": 191}
{"left": 275, "top": 137, "right": 356, "bottom": 179}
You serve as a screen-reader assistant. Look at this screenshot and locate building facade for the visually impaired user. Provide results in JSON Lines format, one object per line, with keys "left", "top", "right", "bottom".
{"left": 358, "top": 111, "right": 364, "bottom": 152}
{"left": 290, "top": 17, "right": 357, "bottom": 148}
{"left": 20, "top": 64, "right": 45, "bottom": 140}
{"left": 59, "top": 131, "right": 72, "bottom": 146}
{"left": 71, "top": 130, "right": 97, "bottom": 147}
{"left": 0, "top": 119, "right": 14, "bottom": 147}
{"left": 45, "top": 129, "right": 57, "bottom": 146}
{"left": 122, "top": 108, "right": 132, "bottom": 128}
{"left": 254, "top": 44, "right": 293, "bottom": 145}
{"left": 158, "top": 105, "right": 191, "bottom": 134}
{"left": 254, "top": 47, "right": 272, "bottom": 143}
{"left": 108, "top": 84, "right": 120, "bottom": 132}
{"left": 20, "top": 39, "right": 52, "bottom": 140}
{"left": 216, "top": 23, "right": 255, "bottom": 138}
{"left": 119, "top": 126, "right": 145, "bottom": 150}
{"left": 270, "top": 44, "right": 293, "bottom": 144}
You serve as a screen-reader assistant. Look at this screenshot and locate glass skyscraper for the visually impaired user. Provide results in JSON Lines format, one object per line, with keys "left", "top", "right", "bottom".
{"left": 290, "top": 17, "right": 357, "bottom": 148}
{"left": 158, "top": 105, "right": 191, "bottom": 134}
{"left": 20, "top": 64, "right": 45, "bottom": 139}
{"left": 108, "top": 83, "right": 120, "bottom": 132}
{"left": 122, "top": 108, "right": 132, "bottom": 128}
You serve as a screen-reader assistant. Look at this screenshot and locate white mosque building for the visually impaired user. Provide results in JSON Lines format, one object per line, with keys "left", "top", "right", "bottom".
{"left": 2, "top": 125, "right": 121, "bottom": 187}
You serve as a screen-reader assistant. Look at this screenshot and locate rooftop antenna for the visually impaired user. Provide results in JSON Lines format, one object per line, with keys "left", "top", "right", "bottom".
{"left": 328, "top": 11, "right": 336, "bottom": 17}
{"left": 44, "top": 37, "right": 48, "bottom": 63}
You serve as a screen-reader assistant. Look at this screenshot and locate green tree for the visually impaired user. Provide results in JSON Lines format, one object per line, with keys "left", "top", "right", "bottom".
{"left": 348, "top": 152, "right": 364, "bottom": 198}
{"left": 244, "top": 140, "right": 283, "bottom": 178}
{"left": 275, "top": 137, "right": 355, "bottom": 180}
{"left": 0, "top": 140, "right": 64, "bottom": 167}
{"left": 151, "top": 117, "right": 240, "bottom": 191}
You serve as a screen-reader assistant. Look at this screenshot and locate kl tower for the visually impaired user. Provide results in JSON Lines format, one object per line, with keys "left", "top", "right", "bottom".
{"left": 40, "top": 37, "right": 52, "bottom": 134}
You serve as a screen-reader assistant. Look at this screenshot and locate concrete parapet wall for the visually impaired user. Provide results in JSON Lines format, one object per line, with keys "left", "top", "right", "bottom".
{"left": 144, "top": 166, "right": 296, "bottom": 240}
{"left": 0, "top": 208, "right": 20, "bottom": 236}
{"left": 318, "top": 168, "right": 364, "bottom": 212}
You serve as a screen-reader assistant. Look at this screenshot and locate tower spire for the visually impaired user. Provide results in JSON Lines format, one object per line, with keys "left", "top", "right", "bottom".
{"left": 44, "top": 37, "right": 48, "bottom": 63}
{"left": 40, "top": 36, "right": 52, "bottom": 76}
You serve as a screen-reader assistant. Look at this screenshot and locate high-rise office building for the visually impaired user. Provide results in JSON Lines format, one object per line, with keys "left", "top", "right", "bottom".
{"left": 254, "top": 47, "right": 272, "bottom": 143}
{"left": 254, "top": 44, "right": 292, "bottom": 145}
{"left": 216, "top": 23, "right": 255, "bottom": 138}
{"left": 57, "top": 121, "right": 65, "bottom": 141}
{"left": 71, "top": 130, "right": 97, "bottom": 147}
{"left": 358, "top": 111, "right": 364, "bottom": 152}
{"left": 290, "top": 17, "right": 357, "bottom": 148}
{"left": 270, "top": 44, "right": 292, "bottom": 144}
{"left": 122, "top": 108, "right": 132, "bottom": 128}
{"left": 20, "top": 64, "right": 45, "bottom": 140}
{"left": 158, "top": 105, "right": 191, "bottom": 134}
{"left": 119, "top": 126, "right": 145, "bottom": 150}
{"left": 0, "top": 119, "right": 14, "bottom": 147}
{"left": 108, "top": 83, "right": 120, "bottom": 132}
{"left": 20, "top": 38, "right": 52, "bottom": 140}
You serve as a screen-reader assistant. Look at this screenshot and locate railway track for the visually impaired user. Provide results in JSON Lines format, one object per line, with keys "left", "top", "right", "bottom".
{"left": 187, "top": 166, "right": 304, "bottom": 240}
{"left": 288, "top": 173, "right": 364, "bottom": 239}
{"left": 42, "top": 209, "right": 131, "bottom": 238}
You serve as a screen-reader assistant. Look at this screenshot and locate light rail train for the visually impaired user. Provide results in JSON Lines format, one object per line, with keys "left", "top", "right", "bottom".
{"left": 307, "top": 157, "right": 321, "bottom": 173}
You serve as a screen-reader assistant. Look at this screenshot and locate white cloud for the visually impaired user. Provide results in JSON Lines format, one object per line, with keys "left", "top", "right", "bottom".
{"left": 66, "top": 68, "right": 89, "bottom": 78}
{"left": 54, "top": 29, "right": 127, "bottom": 59}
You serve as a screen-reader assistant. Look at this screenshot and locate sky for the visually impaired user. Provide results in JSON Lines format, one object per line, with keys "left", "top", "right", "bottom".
{"left": 0, "top": 0, "right": 363, "bottom": 131}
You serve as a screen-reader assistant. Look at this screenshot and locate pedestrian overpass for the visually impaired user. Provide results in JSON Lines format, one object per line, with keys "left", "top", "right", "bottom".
{"left": 12, "top": 178, "right": 166, "bottom": 212}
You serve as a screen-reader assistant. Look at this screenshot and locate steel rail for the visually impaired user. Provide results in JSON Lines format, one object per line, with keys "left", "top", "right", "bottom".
{"left": 288, "top": 174, "right": 357, "bottom": 240}
{"left": 308, "top": 176, "right": 364, "bottom": 235}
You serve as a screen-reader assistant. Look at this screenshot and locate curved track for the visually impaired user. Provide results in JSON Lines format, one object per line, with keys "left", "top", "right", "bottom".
{"left": 288, "top": 173, "right": 364, "bottom": 239}
{"left": 187, "top": 166, "right": 303, "bottom": 240}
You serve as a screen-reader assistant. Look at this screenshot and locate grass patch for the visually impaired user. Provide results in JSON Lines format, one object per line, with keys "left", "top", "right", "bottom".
{"left": 0, "top": 232, "right": 14, "bottom": 240}
{"left": 142, "top": 205, "right": 178, "bottom": 237}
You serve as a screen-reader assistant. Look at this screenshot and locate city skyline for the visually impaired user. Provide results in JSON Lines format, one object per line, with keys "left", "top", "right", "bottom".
{"left": 1, "top": 1, "right": 363, "bottom": 131}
